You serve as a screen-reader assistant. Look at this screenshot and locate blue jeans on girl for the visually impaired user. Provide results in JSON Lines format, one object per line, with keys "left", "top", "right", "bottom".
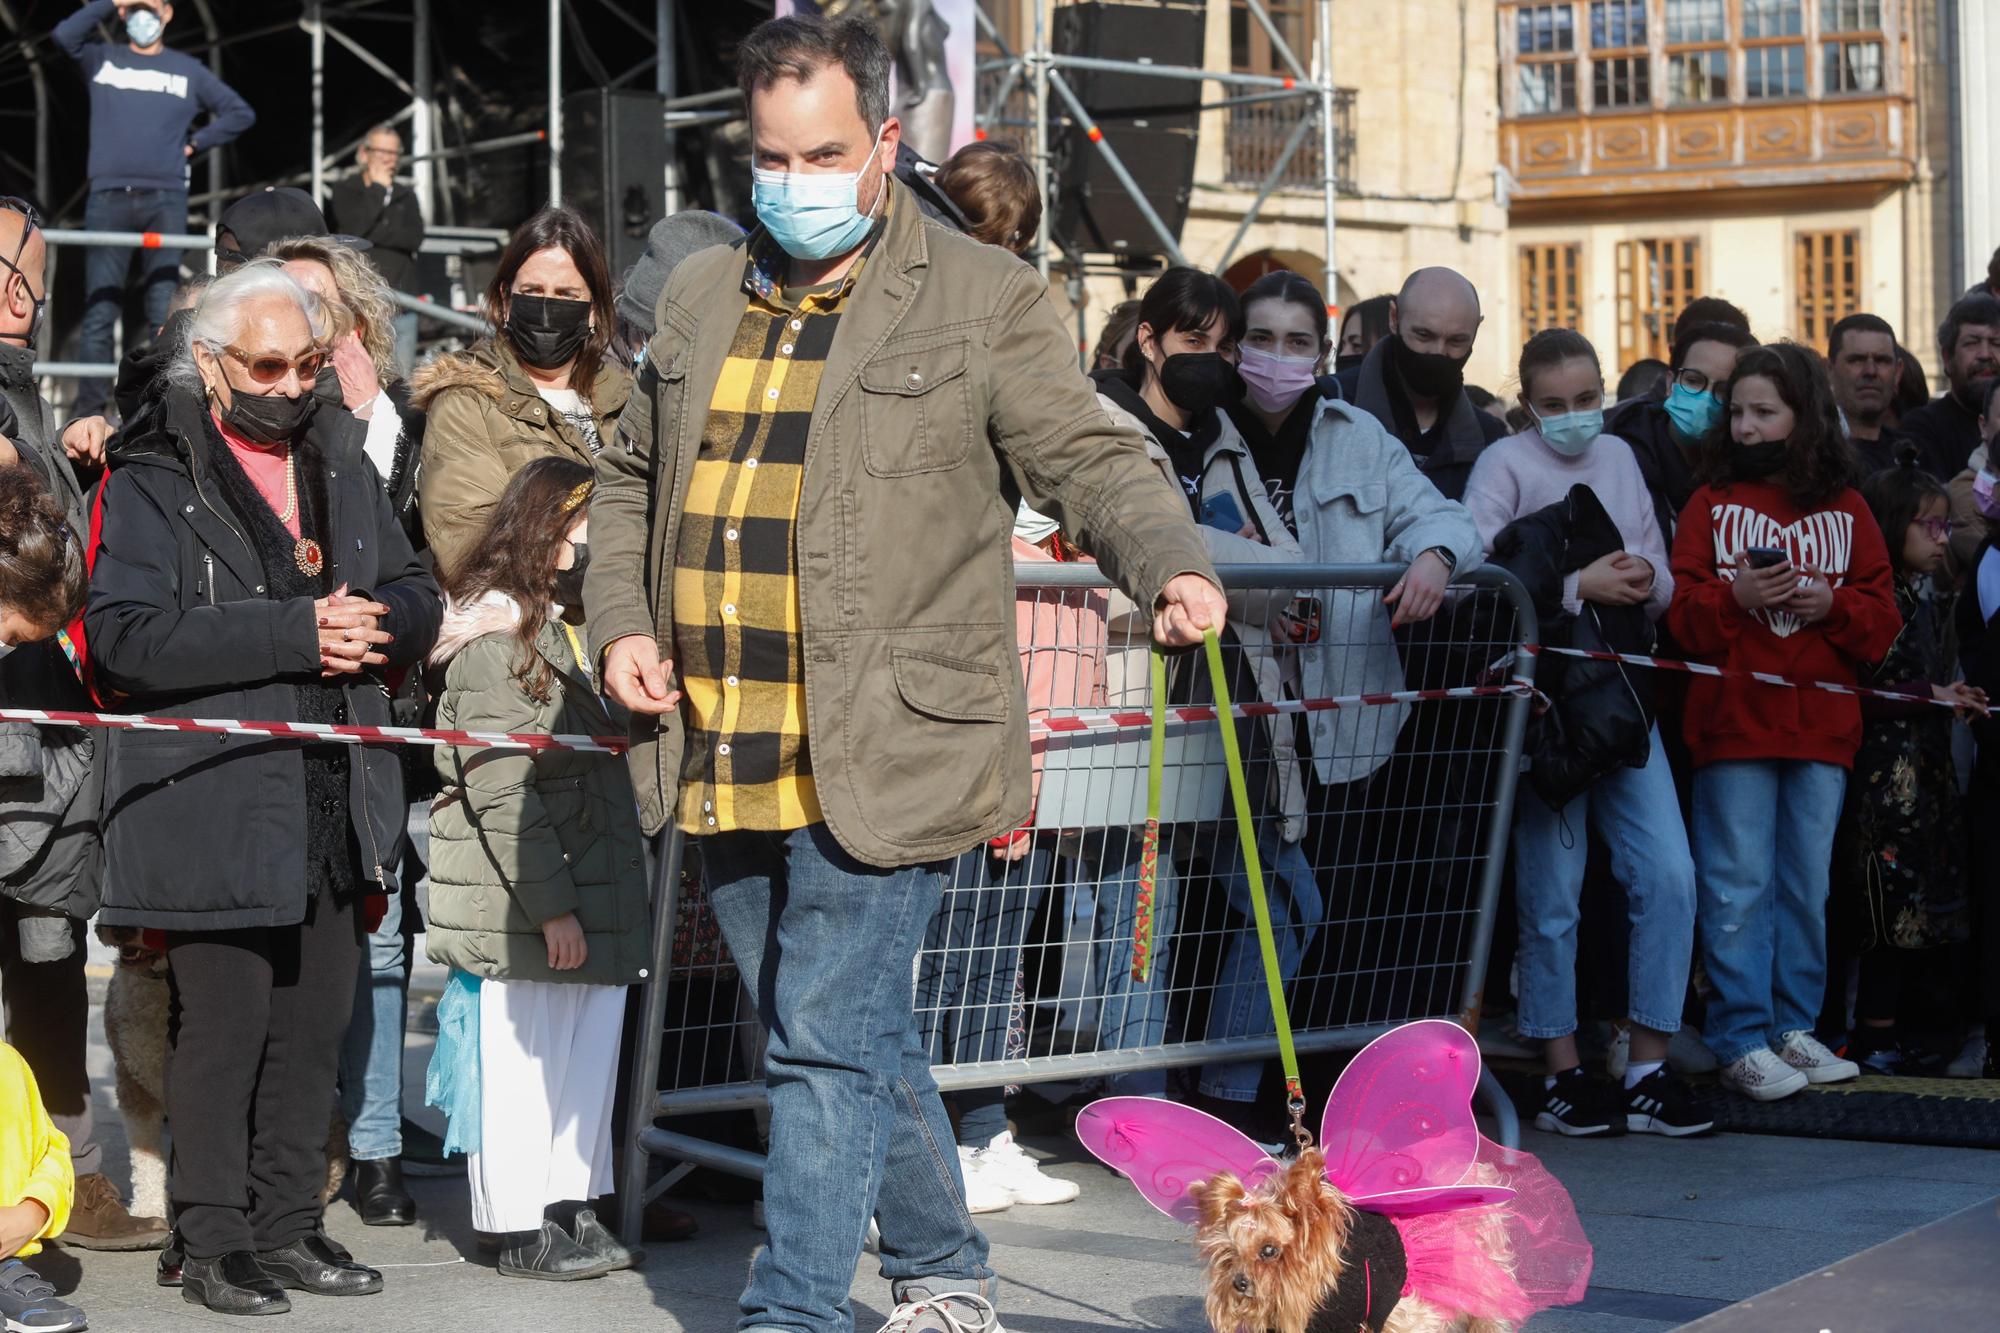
{"left": 1511, "top": 726, "right": 1697, "bottom": 1040}
{"left": 1690, "top": 760, "right": 1848, "bottom": 1063}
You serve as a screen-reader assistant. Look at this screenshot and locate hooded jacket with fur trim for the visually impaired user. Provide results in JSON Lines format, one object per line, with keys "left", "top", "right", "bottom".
{"left": 412, "top": 339, "right": 631, "bottom": 582}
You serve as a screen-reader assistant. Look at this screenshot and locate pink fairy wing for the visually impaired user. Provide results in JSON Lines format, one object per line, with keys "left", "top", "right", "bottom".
{"left": 1320, "top": 1020, "right": 1484, "bottom": 1198}
{"left": 1074, "top": 1096, "right": 1279, "bottom": 1224}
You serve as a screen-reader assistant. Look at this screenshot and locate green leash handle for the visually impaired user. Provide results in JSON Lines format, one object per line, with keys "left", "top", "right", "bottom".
{"left": 1201, "top": 630, "right": 1312, "bottom": 1151}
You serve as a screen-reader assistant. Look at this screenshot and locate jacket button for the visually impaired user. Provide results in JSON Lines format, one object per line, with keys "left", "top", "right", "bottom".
{"left": 629, "top": 857, "right": 640, "bottom": 869}
{"left": 905, "top": 371, "right": 923, "bottom": 390}
{"left": 184, "top": 504, "right": 195, "bottom": 514}
{"left": 255, "top": 585, "right": 265, "bottom": 593}
{"left": 638, "top": 968, "right": 649, "bottom": 979}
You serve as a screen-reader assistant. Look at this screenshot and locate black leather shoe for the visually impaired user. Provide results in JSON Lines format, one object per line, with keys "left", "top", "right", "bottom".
{"left": 157, "top": 1229, "right": 184, "bottom": 1287}
{"left": 354, "top": 1158, "right": 417, "bottom": 1227}
{"left": 497, "top": 1219, "right": 607, "bottom": 1282}
{"left": 181, "top": 1251, "right": 291, "bottom": 1315}
{"left": 568, "top": 1208, "right": 644, "bottom": 1273}
{"left": 255, "top": 1233, "right": 384, "bottom": 1296}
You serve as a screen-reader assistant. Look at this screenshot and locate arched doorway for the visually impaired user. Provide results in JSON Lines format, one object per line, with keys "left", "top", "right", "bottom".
{"left": 1219, "top": 249, "right": 1357, "bottom": 315}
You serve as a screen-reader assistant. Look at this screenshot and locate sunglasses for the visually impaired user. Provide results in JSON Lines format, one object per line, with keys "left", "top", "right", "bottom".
{"left": 220, "top": 343, "right": 329, "bottom": 384}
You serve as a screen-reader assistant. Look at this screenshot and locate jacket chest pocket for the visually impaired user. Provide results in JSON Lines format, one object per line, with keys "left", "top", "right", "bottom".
{"left": 859, "top": 339, "right": 973, "bottom": 478}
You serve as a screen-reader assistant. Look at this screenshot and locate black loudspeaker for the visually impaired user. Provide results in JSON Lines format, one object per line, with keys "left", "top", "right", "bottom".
{"left": 1049, "top": 3, "right": 1204, "bottom": 257}
{"left": 561, "top": 89, "right": 669, "bottom": 278}
{"left": 1052, "top": 2, "right": 1205, "bottom": 131}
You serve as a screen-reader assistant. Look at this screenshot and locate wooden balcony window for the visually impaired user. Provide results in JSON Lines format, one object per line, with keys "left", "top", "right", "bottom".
{"left": 1664, "top": 0, "right": 1727, "bottom": 43}
{"left": 1743, "top": 0, "right": 1805, "bottom": 38}
{"left": 1520, "top": 243, "right": 1584, "bottom": 346}
{"left": 1745, "top": 42, "right": 1807, "bottom": 98}
{"left": 1617, "top": 237, "right": 1702, "bottom": 367}
{"left": 1222, "top": 91, "right": 1357, "bottom": 192}
{"left": 1795, "top": 229, "right": 1862, "bottom": 348}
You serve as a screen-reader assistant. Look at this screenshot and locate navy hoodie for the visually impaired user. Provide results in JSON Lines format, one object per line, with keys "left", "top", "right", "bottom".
{"left": 54, "top": 0, "right": 255, "bottom": 191}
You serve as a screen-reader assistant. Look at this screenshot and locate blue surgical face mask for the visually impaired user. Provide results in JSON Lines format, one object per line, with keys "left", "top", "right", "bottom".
{"left": 1534, "top": 406, "right": 1603, "bottom": 457}
{"left": 125, "top": 8, "right": 163, "bottom": 46}
{"left": 751, "top": 131, "right": 888, "bottom": 261}
{"left": 1665, "top": 382, "right": 1724, "bottom": 441}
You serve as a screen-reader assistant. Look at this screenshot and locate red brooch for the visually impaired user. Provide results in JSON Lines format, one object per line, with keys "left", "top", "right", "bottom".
{"left": 294, "top": 538, "right": 324, "bottom": 578}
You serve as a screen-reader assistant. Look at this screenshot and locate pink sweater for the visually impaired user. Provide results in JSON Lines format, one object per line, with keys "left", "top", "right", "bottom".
{"left": 1463, "top": 428, "right": 1674, "bottom": 621}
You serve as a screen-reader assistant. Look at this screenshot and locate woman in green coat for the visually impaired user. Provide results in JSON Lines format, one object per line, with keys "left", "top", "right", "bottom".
{"left": 425, "top": 458, "right": 648, "bottom": 1281}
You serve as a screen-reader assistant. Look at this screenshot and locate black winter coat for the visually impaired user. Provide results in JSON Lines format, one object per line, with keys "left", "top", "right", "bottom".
{"left": 85, "top": 388, "right": 442, "bottom": 930}
{"left": 1603, "top": 396, "right": 1694, "bottom": 543}
{"left": 1490, "top": 484, "right": 1656, "bottom": 808}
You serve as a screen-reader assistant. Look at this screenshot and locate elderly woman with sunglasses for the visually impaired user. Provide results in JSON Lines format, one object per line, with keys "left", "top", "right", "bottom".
{"left": 85, "top": 259, "right": 440, "bottom": 1315}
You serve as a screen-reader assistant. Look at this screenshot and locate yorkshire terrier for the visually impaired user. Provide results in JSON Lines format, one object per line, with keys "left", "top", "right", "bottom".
{"left": 1192, "top": 1148, "right": 1517, "bottom": 1333}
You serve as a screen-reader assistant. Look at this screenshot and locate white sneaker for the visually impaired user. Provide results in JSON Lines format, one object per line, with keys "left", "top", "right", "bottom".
{"left": 1778, "top": 1030, "right": 1860, "bottom": 1084}
{"left": 968, "top": 1131, "right": 1079, "bottom": 1206}
{"left": 1947, "top": 1032, "right": 1988, "bottom": 1079}
{"left": 955, "top": 1145, "right": 1014, "bottom": 1214}
{"left": 1720, "top": 1047, "right": 1809, "bottom": 1102}
{"left": 877, "top": 1290, "right": 1004, "bottom": 1333}
{"left": 1667, "top": 1025, "right": 1719, "bottom": 1075}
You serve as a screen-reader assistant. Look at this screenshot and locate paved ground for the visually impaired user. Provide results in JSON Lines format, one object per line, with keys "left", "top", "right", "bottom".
{"left": 40, "top": 942, "right": 2000, "bottom": 1330}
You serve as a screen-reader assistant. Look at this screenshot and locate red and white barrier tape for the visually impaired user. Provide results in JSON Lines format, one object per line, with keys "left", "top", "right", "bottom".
{"left": 1516, "top": 644, "right": 1965, "bottom": 711}
{"left": 0, "top": 706, "right": 629, "bottom": 754}
{"left": 0, "top": 680, "right": 1541, "bottom": 755}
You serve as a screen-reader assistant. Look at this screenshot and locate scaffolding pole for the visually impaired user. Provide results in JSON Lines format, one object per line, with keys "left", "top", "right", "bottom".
{"left": 548, "top": 0, "right": 564, "bottom": 205}
{"left": 1318, "top": 0, "right": 1337, "bottom": 316}
{"left": 307, "top": 1, "right": 325, "bottom": 204}
{"left": 412, "top": 0, "right": 434, "bottom": 216}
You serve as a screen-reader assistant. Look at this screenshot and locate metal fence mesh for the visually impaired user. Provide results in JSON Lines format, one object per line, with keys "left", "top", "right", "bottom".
{"left": 638, "top": 564, "right": 1535, "bottom": 1119}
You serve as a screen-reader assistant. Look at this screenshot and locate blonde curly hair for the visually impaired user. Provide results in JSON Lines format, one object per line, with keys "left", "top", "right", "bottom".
{"left": 265, "top": 235, "right": 401, "bottom": 385}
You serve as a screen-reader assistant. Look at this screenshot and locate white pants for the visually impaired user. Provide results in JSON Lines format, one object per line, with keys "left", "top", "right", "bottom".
{"left": 468, "top": 978, "right": 626, "bottom": 1233}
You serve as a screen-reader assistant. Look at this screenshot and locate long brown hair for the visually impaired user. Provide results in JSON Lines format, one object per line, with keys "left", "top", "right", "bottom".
{"left": 445, "top": 457, "right": 594, "bottom": 702}
{"left": 1693, "top": 342, "right": 1857, "bottom": 509}
{"left": 0, "top": 466, "right": 83, "bottom": 637}
{"left": 484, "top": 206, "right": 616, "bottom": 400}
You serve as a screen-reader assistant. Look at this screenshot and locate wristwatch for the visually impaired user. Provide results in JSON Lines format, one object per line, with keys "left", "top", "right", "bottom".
{"left": 1422, "top": 546, "right": 1458, "bottom": 572}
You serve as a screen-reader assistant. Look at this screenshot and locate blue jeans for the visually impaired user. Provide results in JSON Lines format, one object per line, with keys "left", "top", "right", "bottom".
{"left": 1078, "top": 828, "right": 1181, "bottom": 1098}
{"left": 78, "top": 186, "right": 187, "bottom": 416}
{"left": 702, "top": 823, "right": 993, "bottom": 1333}
{"left": 338, "top": 807, "right": 425, "bottom": 1160}
{"left": 915, "top": 845, "right": 1053, "bottom": 1149}
{"left": 1690, "top": 760, "right": 1848, "bottom": 1063}
{"left": 1511, "top": 727, "right": 1697, "bottom": 1040}
{"left": 1197, "top": 826, "right": 1323, "bottom": 1100}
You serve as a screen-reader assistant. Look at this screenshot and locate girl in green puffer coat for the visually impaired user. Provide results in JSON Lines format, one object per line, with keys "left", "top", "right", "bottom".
{"left": 425, "top": 457, "right": 649, "bottom": 1281}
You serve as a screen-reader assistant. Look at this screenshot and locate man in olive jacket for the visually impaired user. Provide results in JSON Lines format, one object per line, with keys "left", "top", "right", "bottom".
{"left": 584, "top": 16, "right": 1222, "bottom": 1333}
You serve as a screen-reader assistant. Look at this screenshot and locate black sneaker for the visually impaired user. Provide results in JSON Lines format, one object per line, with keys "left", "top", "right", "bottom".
{"left": 1533, "top": 1068, "right": 1627, "bottom": 1137}
{"left": 1624, "top": 1068, "right": 1715, "bottom": 1137}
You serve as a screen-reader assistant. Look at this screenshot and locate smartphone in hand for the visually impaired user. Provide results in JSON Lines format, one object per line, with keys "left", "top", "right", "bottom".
{"left": 1200, "top": 492, "right": 1246, "bottom": 534}
{"left": 1742, "top": 546, "right": 1789, "bottom": 570}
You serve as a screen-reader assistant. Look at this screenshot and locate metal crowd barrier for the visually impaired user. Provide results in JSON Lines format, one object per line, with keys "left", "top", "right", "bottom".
{"left": 615, "top": 561, "right": 1539, "bottom": 1243}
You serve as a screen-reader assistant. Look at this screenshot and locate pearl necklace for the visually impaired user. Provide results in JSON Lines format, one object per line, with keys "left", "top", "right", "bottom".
{"left": 278, "top": 447, "right": 298, "bottom": 525}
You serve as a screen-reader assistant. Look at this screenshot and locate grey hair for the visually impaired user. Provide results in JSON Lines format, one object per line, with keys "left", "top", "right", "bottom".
{"left": 736, "top": 15, "right": 891, "bottom": 132}
{"left": 362, "top": 122, "right": 403, "bottom": 147}
{"left": 166, "top": 257, "right": 330, "bottom": 394}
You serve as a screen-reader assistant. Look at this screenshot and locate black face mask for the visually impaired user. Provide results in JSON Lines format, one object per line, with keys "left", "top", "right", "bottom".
{"left": 1333, "top": 351, "right": 1365, "bottom": 373}
{"left": 1388, "top": 332, "right": 1468, "bottom": 401}
{"left": 553, "top": 540, "right": 590, "bottom": 609}
{"left": 1730, "top": 440, "right": 1790, "bottom": 481}
{"left": 506, "top": 295, "right": 594, "bottom": 370}
{"left": 1154, "top": 351, "right": 1239, "bottom": 416}
{"left": 219, "top": 385, "right": 317, "bottom": 446}
{"left": 312, "top": 366, "right": 346, "bottom": 414}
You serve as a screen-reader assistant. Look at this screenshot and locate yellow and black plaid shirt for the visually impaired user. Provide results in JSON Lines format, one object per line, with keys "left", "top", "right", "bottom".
{"left": 671, "top": 235, "right": 870, "bottom": 834}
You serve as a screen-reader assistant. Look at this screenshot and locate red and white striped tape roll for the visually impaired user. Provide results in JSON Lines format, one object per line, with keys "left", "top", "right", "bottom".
{"left": 1519, "top": 644, "right": 1967, "bottom": 712}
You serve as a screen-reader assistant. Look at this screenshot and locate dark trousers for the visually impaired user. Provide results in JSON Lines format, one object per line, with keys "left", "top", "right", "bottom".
{"left": 166, "top": 890, "right": 360, "bottom": 1258}
{"left": 0, "top": 902, "right": 98, "bottom": 1175}
{"left": 76, "top": 186, "right": 187, "bottom": 417}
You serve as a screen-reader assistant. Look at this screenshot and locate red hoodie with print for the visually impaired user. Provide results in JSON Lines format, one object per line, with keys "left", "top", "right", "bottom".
{"left": 1665, "top": 479, "right": 1902, "bottom": 769}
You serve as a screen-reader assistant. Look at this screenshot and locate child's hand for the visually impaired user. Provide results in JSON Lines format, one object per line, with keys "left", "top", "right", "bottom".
{"left": 541, "top": 912, "right": 587, "bottom": 971}
{"left": 1934, "top": 681, "right": 1990, "bottom": 719}
{"left": 1730, "top": 553, "right": 1795, "bottom": 610}
{"left": 1578, "top": 552, "right": 1648, "bottom": 606}
{"left": 1785, "top": 573, "right": 1834, "bottom": 624}
{"left": 0, "top": 1198, "right": 50, "bottom": 1261}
